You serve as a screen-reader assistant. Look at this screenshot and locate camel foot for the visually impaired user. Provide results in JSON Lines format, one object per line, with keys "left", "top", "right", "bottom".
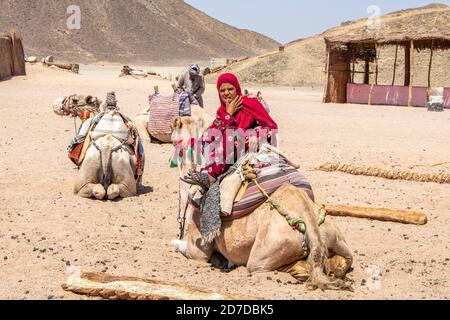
{"left": 107, "top": 184, "right": 121, "bottom": 200}
{"left": 279, "top": 260, "right": 311, "bottom": 282}
{"left": 171, "top": 240, "right": 189, "bottom": 258}
{"left": 306, "top": 273, "right": 354, "bottom": 292}
{"left": 328, "top": 255, "right": 349, "bottom": 279}
{"left": 92, "top": 184, "right": 106, "bottom": 200}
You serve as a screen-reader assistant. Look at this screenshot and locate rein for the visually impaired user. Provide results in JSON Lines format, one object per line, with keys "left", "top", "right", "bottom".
{"left": 243, "top": 163, "right": 326, "bottom": 234}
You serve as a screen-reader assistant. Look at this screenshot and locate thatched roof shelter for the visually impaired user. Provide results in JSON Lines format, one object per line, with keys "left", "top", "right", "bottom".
{"left": 323, "top": 27, "right": 450, "bottom": 108}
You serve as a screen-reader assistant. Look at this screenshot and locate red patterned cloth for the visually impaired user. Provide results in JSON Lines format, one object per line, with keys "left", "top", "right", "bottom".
{"left": 200, "top": 73, "right": 278, "bottom": 179}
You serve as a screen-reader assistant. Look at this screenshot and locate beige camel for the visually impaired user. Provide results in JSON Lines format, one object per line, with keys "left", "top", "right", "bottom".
{"left": 74, "top": 134, "right": 138, "bottom": 200}
{"left": 52, "top": 95, "right": 102, "bottom": 118}
{"left": 170, "top": 119, "right": 353, "bottom": 291}
{"left": 135, "top": 104, "right": 212, "bottom": 143}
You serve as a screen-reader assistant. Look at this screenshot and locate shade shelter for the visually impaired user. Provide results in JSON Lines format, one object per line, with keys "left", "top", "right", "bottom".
{"left": 323, "top": 28, "right": 450, "bottom": 108}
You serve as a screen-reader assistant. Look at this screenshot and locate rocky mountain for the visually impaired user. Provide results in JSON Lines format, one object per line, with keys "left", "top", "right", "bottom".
{"left": 0, "top": 0, "right": 279, "bottom": 64}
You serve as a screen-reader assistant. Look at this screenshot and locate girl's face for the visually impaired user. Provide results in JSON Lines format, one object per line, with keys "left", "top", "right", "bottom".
{"left": 219, "top": 83, "right": 237, "bottom": 105}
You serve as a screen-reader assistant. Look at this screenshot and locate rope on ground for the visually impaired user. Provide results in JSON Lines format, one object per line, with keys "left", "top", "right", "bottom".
{"left": 316, "top": 162, "right": 450, "bottom": 184}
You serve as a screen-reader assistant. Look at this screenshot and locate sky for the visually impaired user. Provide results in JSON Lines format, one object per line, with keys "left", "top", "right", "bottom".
{"left": 185, "top": 0, "right": 449, "bottom": 44}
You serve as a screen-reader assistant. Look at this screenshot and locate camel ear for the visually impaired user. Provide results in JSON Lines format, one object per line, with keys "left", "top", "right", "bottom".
{"left": 171, "top": 116, "right": 182, "bottom": 130}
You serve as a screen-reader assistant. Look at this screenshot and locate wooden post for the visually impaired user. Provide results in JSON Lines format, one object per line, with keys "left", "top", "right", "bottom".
{"left": 351, "top": 46, "right": 355, "bottom": 83}
{"left": 404, "top": 44, "right": 411, "bottom": 86}
{"left": 324, "top": 46, "right": 350, "bottom": 103}
{"left": 322, "top": 46, "right": 331, "bottom": 103}
{"left": 11, "top": 30, "right": 25, "bottom": 76}
{"left": 392, "top": 44, "right": 398, "bottom": 86}
{"left": 428, "top": 39, "right": 434, "bottom": 88}
{"left": 407, "top": 41, "right": 414, "bottom": 107}
{"left": 374, "top": 44, "right": 379, "bottom": 85}
{"left": 363, "top": 58, "right": 370, "bottom": 84}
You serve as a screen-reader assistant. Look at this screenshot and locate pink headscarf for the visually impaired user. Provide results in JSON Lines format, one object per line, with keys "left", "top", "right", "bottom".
{"left": 216, "top": 73, "right": 277, "bottom": 130}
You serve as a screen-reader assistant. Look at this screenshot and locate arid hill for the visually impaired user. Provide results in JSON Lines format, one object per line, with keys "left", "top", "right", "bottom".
{"left": 210, "top": 3, "right": 450, "bottom": 88}
{"left": 0, "top": 0, "right": 279, "bottom": 64}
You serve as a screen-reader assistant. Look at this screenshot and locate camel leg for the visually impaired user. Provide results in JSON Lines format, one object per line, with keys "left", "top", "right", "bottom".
{"left": 172, "top": 205, "right": 213, "bottom": 263}
{"left": 109, "top": 151, "right": 138, "bottom": 199}
{"left": 293, "top": 189, "right": 352, "bottom": 291}
{"left": 107, "top": 184, "right": 121, "bottom": 200}
{"left": 328, "top": 238, "right": 353, "bottom": 279}
{"left": 278, "top": 260, "right": 311, "bottom": 282}
{"left": 134, "top": 115, "right": 151, "bottom": 143}
{"left": 318, "top": 221, "right": 353, "bottom": 279}
{"left": 77, "top": 183, "right": 106, "bottom": 200}
{"left": 245, "top": 186, "right": 310, "bottom": 274}
{"left": 242, "top": 185, "right": 351, "bottom": 291}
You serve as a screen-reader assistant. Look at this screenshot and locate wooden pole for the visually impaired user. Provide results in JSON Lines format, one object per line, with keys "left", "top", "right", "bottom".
{"left": 326, "top": 205, "right": 427, "bottom": 225}
{"left": 392, "top": 44, "right": 398, "bottom": 86}
{"left": 428, "top": 39, "right": 434, "bottom": 88}
{"left": 368, "top": 45, "right": 376, "bottom": 105}
{"left": 63, "top": 272, "right": 260, "bottom": 300}
{"left": 374, "top": 44, "right": 379, "bottom": 85}
{"left": 404, "top": 44, "right": 411, "bottom": 86}
{"left": 351, "top": 46, "right": 355, "bottom": 83}
{"left": 363, "top": 58, "right": 370, "bottom": 84}
{"left": 323, "top": 46, "right": 331, "bottom": 103}
{"left": 408, "top": 41, "right": 414, "bottom": 107}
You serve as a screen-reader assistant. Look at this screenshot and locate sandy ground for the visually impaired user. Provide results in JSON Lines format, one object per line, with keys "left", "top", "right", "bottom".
{"left": 0, "top": 64, "right": 449, "bottom": 300}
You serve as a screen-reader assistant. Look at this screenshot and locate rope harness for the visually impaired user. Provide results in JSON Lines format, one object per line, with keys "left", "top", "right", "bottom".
{"left": 243, "top": 163, "right": 326, "bottom": 234}
{"left": 177, "top": 179, "right": 189, "bottom": 240}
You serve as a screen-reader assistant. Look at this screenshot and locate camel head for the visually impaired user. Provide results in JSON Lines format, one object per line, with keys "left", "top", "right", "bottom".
{"left": 170, "top": 115, "right": 205, "bottom": 178}
{"left": 53, "top": 95, "right": 102, "bottom": 118}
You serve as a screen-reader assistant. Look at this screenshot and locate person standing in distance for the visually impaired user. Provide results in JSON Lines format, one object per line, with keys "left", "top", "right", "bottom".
{"left": 177, "top": 64, "right": 206, "bottom": 108}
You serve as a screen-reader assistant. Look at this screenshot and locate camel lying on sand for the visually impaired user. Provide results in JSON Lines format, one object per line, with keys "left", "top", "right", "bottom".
{"left": 74, "top": 134, "right": 138, "bottom": 200}
{"left": 52, "top": 95, "right": 102, "bottom": 118}
{"left": 170, "top": 117, "right": 353, "bottom": 291}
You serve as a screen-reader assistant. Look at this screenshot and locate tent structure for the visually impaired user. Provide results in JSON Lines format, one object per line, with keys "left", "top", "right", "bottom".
{"left": 0, "top": 30, "right": 25, "bottom": 80}
{"left": 323, "top": 27, "right": 450, "bottom": 108}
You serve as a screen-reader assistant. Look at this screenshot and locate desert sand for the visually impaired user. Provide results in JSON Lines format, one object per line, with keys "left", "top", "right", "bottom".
{"left": 0, "top": 64, "right": 449, "bottom": 300}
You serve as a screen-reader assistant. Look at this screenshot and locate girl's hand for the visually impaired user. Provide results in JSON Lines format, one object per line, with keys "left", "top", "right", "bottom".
{"left": 225, "top": 96, "right": 243, "bottom": 116}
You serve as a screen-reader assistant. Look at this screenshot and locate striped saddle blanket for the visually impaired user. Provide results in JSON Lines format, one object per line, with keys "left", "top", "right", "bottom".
{"left": 91, "top": 110, "right": 133, "bottom": 144}
{"left": 147, "top": 92, "right": 193, "bottom": 135}
{"left": 221, "top": 158, "right": 314, "bottom": 221}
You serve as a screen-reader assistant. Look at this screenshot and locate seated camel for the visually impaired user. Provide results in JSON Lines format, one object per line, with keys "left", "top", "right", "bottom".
{"left": 73, "top": 92, "right": 144, "bottom": 200}
{"left": 134, "top": 89, "right": 212, "bottom": 143}
{"left": 74, "top": 134, "right": 139, "bottom": 200}
{"left": 52, "top": 94, "right": 102, "bottom": 119}
{"left": 170, "top": 117, "right": 353, "bottom": 291}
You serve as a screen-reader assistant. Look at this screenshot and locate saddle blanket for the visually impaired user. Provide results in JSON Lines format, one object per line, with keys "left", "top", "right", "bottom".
{"left": 91, "top": 111, "right": 132, "bottom": 144}
{"left": 147, "top": 92, "right": 194, "bottom": 135}
{"left": 222, "top": 159, "right": 314, "bottom": 221}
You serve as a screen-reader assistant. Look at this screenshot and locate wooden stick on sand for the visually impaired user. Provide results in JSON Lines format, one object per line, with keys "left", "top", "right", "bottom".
{"left": 326, "top": 205, "right": 427, "bottom": 225}
{"left": 62, "top": 272, "right": 260, "bottom": 300}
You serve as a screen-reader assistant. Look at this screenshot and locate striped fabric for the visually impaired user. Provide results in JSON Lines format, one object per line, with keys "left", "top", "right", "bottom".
{"left": 91, "top": 111, "right": 131, "bottom": 143}
{"left": 221, "top": 159, "right": 314, "bottom": 221}
{"left": 147, "top": 94, "right": 181, "bottom": 134}
{"left": 179, "top": 92, "right": 193, "bottom": 117}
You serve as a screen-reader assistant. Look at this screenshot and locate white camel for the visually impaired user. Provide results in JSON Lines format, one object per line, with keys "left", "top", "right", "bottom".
{"left": 74, "top": 134, "right": 138, "bottom": 200}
